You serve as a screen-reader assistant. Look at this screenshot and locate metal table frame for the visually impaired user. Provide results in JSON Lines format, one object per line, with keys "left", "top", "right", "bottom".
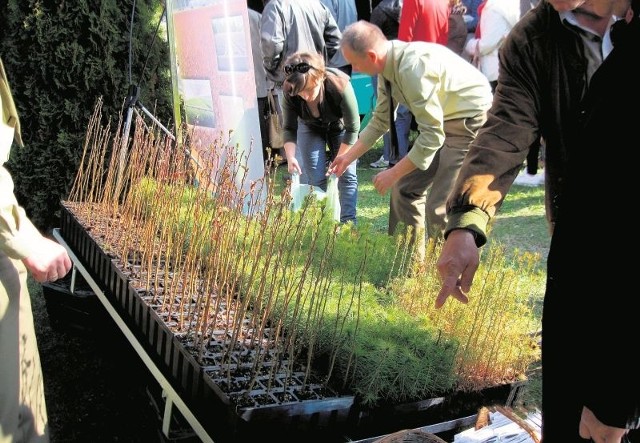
{"left": 53, "top": 229, "right": 214, "bottom": 443}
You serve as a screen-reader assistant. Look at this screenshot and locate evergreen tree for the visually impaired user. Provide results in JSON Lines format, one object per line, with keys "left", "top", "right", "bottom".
{"left": 1, "top": 0, "right": 173, "bottom": 230}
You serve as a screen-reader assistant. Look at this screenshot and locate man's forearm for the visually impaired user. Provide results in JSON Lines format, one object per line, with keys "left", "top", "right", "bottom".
{"left": 343, "top": 139, "right": 370, "bottom": 164}
{"left": 389, "top": 156, "right": 417, "bottom": 178}
{"left": 337, "top": 142, "right": 352, "bottom": 157}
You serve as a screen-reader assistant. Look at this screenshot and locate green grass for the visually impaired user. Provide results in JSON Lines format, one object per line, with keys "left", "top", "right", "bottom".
{"left": 274, "top": 144, "right": 550, "bottom": 265}
{"left": 490, "top": 185, "right": 549, "bottom": 266}
{"left": 350, "top": 166, "right": 390, "bottom": 233}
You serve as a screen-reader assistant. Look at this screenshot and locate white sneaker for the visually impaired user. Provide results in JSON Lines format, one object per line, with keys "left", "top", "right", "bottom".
{"left": 514, "top": 169, "right": 544, "bottom": 187}
{"left": 370, "top": 156, "right": 389, "bottom": 168}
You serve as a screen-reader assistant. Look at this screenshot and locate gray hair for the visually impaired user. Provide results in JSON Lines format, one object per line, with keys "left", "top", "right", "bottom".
{"left": 341, "top": 20, "right": 386, "bottom": 56}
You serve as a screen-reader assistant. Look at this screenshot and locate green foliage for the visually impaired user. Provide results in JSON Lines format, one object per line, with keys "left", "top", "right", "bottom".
{"left": 66, "top": 112, "right": 544, "bottom": 409}
{"left": 2, "top": 0, "right": 172, "bottom": 230}
{"left": 131, "top": 175, "right": 539, "bottom": 406}
{"left": 336, "top": 313, "right": 458, "bottom": 405}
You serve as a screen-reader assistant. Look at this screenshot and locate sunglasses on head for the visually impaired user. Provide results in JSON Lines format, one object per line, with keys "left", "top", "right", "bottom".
{"left": 284, "top": 62, "right": 314, "bottom": 76}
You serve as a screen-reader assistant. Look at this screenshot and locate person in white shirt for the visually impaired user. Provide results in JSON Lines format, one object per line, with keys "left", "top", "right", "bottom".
{"left": 464, "top": 0, "right": 527, "bottom": 91}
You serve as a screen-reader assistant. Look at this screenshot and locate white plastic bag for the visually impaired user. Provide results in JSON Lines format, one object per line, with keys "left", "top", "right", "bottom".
{"left": 289, "top": 173, "right": 340, "bottom": 222}
{"left": 325, "top": 174, "right": 341, "bottom": 222}
{"left": 290, "top": 173, "right": 326, "bottom": 213}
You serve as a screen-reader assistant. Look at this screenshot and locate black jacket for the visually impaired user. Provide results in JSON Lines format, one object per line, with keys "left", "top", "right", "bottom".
{"left": 567, "top": 4, "right": 640, "bottom": 430}
{"left": 370, "top": 0, "right": 402, "bottom": 39}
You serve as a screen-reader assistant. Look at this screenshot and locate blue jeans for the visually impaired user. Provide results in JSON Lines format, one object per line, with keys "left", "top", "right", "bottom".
{"left": 370, "top": 75, "right": 411, "bottom": 165}
{"left": 393, "top": 104, "right": 412, "bottom": 164}
{"left": 296, "top": 120, "right": 358, "bottom": 223}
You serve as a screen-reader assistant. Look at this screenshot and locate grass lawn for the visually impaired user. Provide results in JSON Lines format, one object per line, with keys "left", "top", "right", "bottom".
{"left": 273, "top": 144, "right": 550, "bottom": 267}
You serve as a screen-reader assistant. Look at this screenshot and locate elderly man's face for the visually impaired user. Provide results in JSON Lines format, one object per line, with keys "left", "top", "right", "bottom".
{"left": 548, "top": 0, "right": 631, "bottom": 16}
{"left": 547, "top": 0, "right": 588, "bottom": 12}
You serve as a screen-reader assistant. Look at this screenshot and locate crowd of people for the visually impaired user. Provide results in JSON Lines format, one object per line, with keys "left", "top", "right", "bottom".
{"left": 2, "top": 0, "right": 638, "bottom": 441}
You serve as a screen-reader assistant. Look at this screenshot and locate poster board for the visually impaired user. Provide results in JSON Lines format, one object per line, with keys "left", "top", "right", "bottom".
{"left": 166, "top": 0, "right": 265, "bottom": 208}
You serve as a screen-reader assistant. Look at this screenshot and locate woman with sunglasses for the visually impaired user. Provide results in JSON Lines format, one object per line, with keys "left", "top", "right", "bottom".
{"left": 281, "top": 51, "right": 360, "bottom": 224}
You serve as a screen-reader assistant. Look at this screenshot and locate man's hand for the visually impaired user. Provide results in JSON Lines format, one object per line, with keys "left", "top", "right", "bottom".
{"left": 372, "top": 167, "right": 400, "bottom": 195}
{"left": 435, "top": 229, "right": 479, "bottom": 308}
{"left": 327, "top": 154, "right": 351, "bottom": 177}
{"left": 287, "top": 157, "right": 302, "bottom": 176}
{"left": 372, "top": 156, "right": 415, "bottom": 195}
{"left": 22, "top": 236, "right": 72, "bottom": 283}
{"left": 328, "top": 140, "right": 368, "bottom": 177}
{"left": 579, "top": 407, "right": 629, "bottom": 443}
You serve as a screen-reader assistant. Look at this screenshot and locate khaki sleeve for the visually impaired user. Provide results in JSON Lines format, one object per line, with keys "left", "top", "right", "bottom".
{"left": 0, "top": 164, "right": 42, "bottom": 260}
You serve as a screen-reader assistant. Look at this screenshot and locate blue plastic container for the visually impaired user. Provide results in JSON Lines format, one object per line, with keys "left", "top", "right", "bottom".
{"left": 350, "top": 72, "right": 376, "bottom": 116}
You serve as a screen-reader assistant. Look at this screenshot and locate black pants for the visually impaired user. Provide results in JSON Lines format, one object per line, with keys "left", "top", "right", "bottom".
{"left": 542, "top": 219, "right": 640, "bottom": 442}
{"left": 257, "top": 96, "right": 272, "bottom": 162}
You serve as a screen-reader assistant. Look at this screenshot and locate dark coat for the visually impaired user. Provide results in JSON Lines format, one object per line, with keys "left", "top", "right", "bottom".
{"left": 446, "top": 0, "right": 640, "bottom": 439}
{"left": 446, "top": 1, "right": 588, "bottom": 242}
{"left": 446, "top": 11, "right": 467, "bottom": 55}
{"left": 370, "top": 0, "right": 402, "bottom": 39}
{"left": 559, "top": 3, "right": 640, "bottom": 432}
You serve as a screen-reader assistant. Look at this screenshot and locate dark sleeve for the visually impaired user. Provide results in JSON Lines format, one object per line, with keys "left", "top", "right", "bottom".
{"left": 355, "top": 0, "right": 372, "bottom": 21}
{"left": 339, "top": 82, "right": 361, "bottom": 145}
{"left": 281, "top": 94, "right": 299, "bottom": 144}
{"left": 260, "top": 3, "right": 286, "bottom": 83}
{"left": 444, "top": 18, "right": 543, "bottom": 245}
{"left": 369, "top": 7, "right": 387, "bottom": 33}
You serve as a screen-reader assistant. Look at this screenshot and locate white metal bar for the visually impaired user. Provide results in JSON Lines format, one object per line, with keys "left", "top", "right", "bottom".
{"left": 52, "top": 229, "right": 214, "bottom": 443}
{"left": 163, "top": 393, "right": 174, "bottom": 437}
{"left": 69, "top": 265, "right": 77, "bottom": 293}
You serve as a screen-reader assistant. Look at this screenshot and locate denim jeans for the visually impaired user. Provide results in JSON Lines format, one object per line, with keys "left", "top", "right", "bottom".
{"left": 393, "top": 104, "right": 412, "bottom": 164}
{"left": 370, "top": 75, "right": 411, "bottom": 165}
{"left": 296, "top": 120, "right": 358, "bottom": 223}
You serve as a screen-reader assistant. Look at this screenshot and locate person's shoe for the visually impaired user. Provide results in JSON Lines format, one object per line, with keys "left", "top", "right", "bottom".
{"left": 370, "top": 155, "right": 389, "bottom": 169}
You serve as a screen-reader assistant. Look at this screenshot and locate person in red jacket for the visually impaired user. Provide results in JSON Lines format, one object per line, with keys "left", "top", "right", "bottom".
{"left": 398, "top": 0, "right": 450, "bottom": 44}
